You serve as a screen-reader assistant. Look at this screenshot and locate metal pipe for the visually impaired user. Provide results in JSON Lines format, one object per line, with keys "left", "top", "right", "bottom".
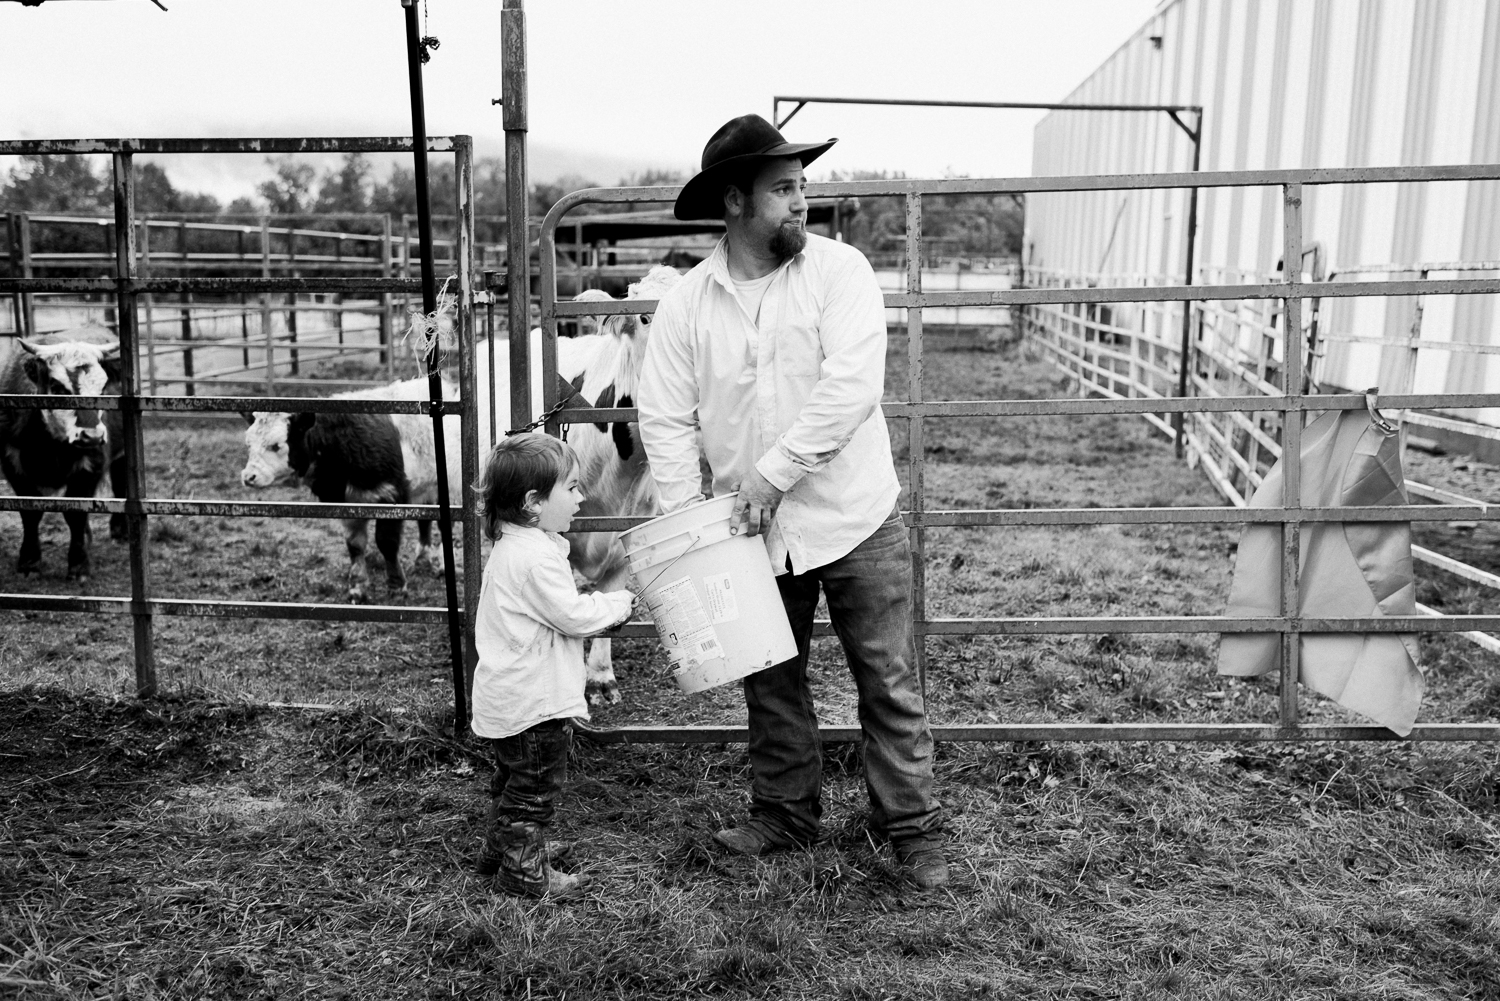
{"left": 455, "top": 136, "right": 483, "bottom": 702}
{"left": 578, "top": 722, "right": 1500, "bottom": 745}
{"left": 905, "top": 193, "right": 928, "bottom": 690}
{"left": 1172, "top": 109, "right": 1202, "bottom": 458}
{"left": 261, "top": 215, "right": 274, "bottom": 393}
{"left": 771, "top": 94, "right": 1203, "bottom": 129}
{"left": 17, "top": 212, "right": 34, "bottom": 339}
{"left": 1279, "top": 183, "right": 1305, "bottom": 728}
{"left": 111, "top": 153, "right": 156, "bottom": 696}
{"left": 2, "top": 496, "right": 1494, "bottom": 528}
{"left": 14, "top": 388, "right": 1500, "bottom": 419}
{"left": 501, "top": 0, "right": 532, "bottom": 430}
{"left": 0, "top": 138, "right": 460, "bottom": 155}
{"left": 402, "top": 0, "right": 468, "bottom": 733}
{"left": 15, "top": 274, "right": 1500, "bottom": 304}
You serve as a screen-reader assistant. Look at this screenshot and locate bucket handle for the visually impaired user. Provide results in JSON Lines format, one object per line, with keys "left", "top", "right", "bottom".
{"left": 632, "top": 532, "right": 704, "bottom": 596}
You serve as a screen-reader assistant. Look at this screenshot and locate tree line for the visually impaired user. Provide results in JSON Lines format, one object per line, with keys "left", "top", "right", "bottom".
{"left": 0, "top": 153, "right": 673, "bottom": 222}
{"left": 0, "top": 154, "right": 1020, "bottom": 258}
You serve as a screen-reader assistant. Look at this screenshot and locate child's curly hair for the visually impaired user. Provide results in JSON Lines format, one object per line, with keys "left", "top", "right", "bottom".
{"left": 475, "top": 433, "right": 579, "bottom": 540}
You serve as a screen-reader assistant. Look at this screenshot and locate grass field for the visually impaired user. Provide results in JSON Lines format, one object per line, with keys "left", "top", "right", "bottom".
{"left": 3, "top": 332, "right": 1499, "bottom": 998}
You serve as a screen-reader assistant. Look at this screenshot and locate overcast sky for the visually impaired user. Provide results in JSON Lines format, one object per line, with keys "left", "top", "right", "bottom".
{"left": 1, "top": 0, "right": 1161, "bottom": 201}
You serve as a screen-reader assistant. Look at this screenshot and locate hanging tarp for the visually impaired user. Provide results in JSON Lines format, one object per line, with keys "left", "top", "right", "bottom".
{"left": 1218, "top": 406, "right": 1425, "bottom": 735}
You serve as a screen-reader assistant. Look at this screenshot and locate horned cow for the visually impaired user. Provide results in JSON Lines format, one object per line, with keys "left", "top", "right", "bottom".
{"left": 0, "top": 328, "right": 127, "bottom": 580}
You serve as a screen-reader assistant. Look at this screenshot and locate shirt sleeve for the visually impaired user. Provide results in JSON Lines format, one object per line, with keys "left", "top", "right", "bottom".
{"left": 522, "top": 550, "right": 636, "bottom": 637}
{"left": 756, "top": 251, "right": 887, "bottom": 492}
{"left": 636, "top": 291, "right": 706, "bottom": 513}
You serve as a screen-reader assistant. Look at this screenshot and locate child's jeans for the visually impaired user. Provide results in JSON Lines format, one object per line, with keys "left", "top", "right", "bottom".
{"left": 488, "top": 717, "right": 572, "bottom": 829}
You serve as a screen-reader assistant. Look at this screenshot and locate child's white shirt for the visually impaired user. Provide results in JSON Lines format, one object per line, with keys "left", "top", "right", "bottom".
{"left": 471, "top": 525, "right": 634, "bottom": 739}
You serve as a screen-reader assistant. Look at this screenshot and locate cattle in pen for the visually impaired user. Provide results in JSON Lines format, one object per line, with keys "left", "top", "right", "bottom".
{"left": 240, "top": 374, "right": 462, "bottom": 602}
{"left": 0, "top": 328, "right": 127, "bottom": 581}
{"left": 234, "top": 265, "right": 680, "bottom": 696}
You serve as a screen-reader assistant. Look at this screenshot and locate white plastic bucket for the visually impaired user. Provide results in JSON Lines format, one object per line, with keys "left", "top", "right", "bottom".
{"left": 621, "top": 493, "right": 797, "bottom": 694}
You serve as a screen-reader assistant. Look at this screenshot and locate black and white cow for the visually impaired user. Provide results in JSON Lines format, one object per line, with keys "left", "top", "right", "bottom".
{"left": 240, "top": 374, "right": 462, "bottom": 602}
{"left": 0, "top": 328, "right": 127, "bottom": 580}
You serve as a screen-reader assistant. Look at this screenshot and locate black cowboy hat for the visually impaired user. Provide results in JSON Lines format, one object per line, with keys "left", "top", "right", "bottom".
{"left": 673, "top": 114, "right": 836, "bottom": 221}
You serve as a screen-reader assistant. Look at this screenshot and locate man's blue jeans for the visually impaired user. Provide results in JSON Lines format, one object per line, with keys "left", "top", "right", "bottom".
{"left": 743, "top": 507, "right": 942, "bottom": 847}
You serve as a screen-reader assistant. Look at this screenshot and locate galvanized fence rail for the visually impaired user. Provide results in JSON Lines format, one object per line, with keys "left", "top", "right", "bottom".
{"left": 0, "top": 137, "right": 483, "bottom": 698}
{"left": 1025, "top": 254, "right": 1500, "bottom": 655}
{"left": 532, "top": 163, "right": 1500, "bottom": 744}
{"left": 1, "top": 209, "right": 506, "bottom": 394}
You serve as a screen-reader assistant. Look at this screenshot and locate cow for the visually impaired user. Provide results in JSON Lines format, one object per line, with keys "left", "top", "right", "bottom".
{"left": 0, "top": 328, "right": 127, "bottom": 581}
{"left": 467, "top": 269, "right": 680, "bottom": 702}
{"left": 544, "top": 266, "right": 682, "bottom": 703}
{"left": 240, "top": 374, "right": 463, "bottom": 602}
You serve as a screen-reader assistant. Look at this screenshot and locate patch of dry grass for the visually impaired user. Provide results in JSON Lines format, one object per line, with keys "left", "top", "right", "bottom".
{"left": 3, "top": 689, "right": 1498, "bottom": 999}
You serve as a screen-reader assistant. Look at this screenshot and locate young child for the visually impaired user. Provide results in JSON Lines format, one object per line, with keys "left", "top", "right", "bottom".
{"left": 470, "top": 433, "right": 634, "bottom": 900}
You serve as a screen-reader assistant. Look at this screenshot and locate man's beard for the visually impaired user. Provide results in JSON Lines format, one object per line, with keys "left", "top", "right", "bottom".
{"left": 769, "top": 219, "right": 807, "bottom": 258}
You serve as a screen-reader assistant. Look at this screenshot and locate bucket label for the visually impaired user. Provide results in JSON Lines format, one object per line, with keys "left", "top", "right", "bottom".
{"left": 645, "top": 575, "right": 725, "bottom": 669}
{"left": 702, "top": 572, "right": 739, "bottom": 624}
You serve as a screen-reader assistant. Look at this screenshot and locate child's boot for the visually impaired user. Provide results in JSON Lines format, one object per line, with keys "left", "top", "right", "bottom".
{"left": 494, "top": 822, "right": 589, "bottom": 900}
{"left": 477, "top": 806, "right": 572, "bottom": 876}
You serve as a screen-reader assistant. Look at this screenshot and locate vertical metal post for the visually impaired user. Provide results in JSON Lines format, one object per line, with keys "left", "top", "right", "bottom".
{"left": 1172, "top": 110, "right": 1202, "bottom": 458}
{"left": 905, "top": 192, "right": 928, "bottom": 690}
{"left": 111, "top": 153, "right": 155, "bottom": 696}
{"left": 1279, "top": 183, "right": 1304, "bottom": 728}
{"left": 334, "top": 235, "right": 345, "bottom": 346}
{"left": 502, "top": 0, "right": 533, "bottom": 431}
{"left": 380, "top": 214, "right": 394, "bottom": 379}
{"left": 139, "top": 217, "right": 158, "bottom": 394}
{"left": 455, "top": 138, "right": 482, "bottom": 693}
{"left": 404, "top": 0, "right": 469, "bottom": 734}
{"left": 483, "top": 270, "right": 498, "bottom": 446}
{"left": 570, "top": 221, "right": 581, "bottom": 295}
{"left": 238, "top": 227, "right": 251, "bottom": 370}
{"left": 18, "top": 212, "right": 35, "bottom": 339}
{"left": 403, "top": 214, "right": 413, "bottom": 354}
{"left": 1397, "top": 268, "right": 1428, "bottom": 465}
{"left": 286, "top": 227, "right": 299, "bottom": 376}
{"left": 1014, "top": 193, "right": 1026, "bottom": 294}
{"left": 5, "top": 213, "right": 22, "bottom": 338}
{"left": 179, "top": 220, "right": 194, "bottom": 396}
{"left": 101, "top": 221, "right": 118, "bottom": 335}
{"left": 260, "top": 216, "right": 274, "bottom": 394}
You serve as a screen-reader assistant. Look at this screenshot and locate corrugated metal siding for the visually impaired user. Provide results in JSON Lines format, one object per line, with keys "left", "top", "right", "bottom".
{"left": 1450, "top": 3, "right": 1500, "bottom": 394}
{"left": 1028, "top": 0, "right": 1500, "bottom": 399}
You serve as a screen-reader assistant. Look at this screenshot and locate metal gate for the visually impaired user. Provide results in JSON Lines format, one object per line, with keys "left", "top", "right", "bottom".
{"left": 534, "top": 164, "right": 1500, "bottom": 745}
{"left": 0, "top": 137, "right": 484, "bottom": 702}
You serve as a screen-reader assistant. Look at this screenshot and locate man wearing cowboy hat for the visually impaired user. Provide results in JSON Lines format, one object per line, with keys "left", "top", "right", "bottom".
{"left": 637, "top": 114, "right": 947, "bottom": 889}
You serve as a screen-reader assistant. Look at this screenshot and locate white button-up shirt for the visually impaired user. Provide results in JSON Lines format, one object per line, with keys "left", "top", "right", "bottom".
{"left": 638, "top": 233, "right": 901, "bottom": 575}
{"left": 471, "top": 525, "right": 633, "bottom": 739}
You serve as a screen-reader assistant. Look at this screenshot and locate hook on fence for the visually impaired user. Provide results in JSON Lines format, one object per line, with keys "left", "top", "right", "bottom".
{"left": 1364, "top": 387, "right": 1398, "bottom": 437}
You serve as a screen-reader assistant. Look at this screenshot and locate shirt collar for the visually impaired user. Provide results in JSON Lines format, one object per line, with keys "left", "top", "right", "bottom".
{"left": 708, "top": 235, "right": 805, "bottom": 293}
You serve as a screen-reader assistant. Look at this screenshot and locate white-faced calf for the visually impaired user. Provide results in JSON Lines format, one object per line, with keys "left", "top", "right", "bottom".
{"left": 240, "top": 375, "right": 462, "bottom": 602}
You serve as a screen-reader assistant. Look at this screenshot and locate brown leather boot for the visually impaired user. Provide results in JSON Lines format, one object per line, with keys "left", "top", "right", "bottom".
{"left": 493, "top": 823, "right": 589, "bottom": 901}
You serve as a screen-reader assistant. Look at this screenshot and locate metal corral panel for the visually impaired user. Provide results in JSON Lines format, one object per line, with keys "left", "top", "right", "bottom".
{"left": 1029, "top": 0, "right": 1500, "bottom": 410}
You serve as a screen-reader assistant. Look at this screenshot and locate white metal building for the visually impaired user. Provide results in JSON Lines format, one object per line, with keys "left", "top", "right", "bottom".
{"left": 1026, "top": 0, "right": 1500, "bottom": 402}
